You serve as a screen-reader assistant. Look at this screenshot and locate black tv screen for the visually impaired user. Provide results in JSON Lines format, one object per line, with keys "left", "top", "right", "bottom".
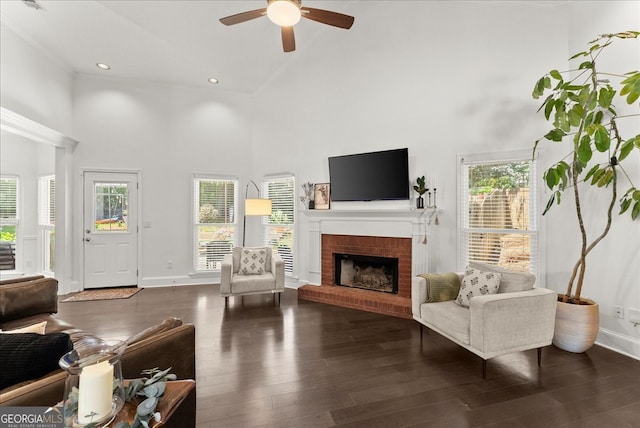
{"left": 328, "top": 148, "right": 410, "bottom": 202}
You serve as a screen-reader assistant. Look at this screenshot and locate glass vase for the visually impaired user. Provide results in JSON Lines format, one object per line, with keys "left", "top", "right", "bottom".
{"left": 59, "top": 338, "right": 126, "bottom": 427}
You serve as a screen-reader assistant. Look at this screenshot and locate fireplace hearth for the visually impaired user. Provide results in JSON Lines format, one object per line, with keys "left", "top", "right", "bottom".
{"left": 334, "top": 253, "right": 398, "bottom": 294}
{"left": 298, "top": 233, "right": 413, "bottom": 319}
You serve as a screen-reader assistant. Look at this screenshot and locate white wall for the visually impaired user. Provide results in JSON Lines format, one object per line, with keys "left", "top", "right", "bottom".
{"left": 72, "top": 75, "right": 254, "bottom": 287}
{"left": 0, "top": 135, "right": 55, "bottom": 274}
{"left": 0, "top": 19, "right": 73, "bottom": 286}
{"left": 251, "top": 1, "right": 569, "bottom": 279}
{"left": 0, "top": 20, "right": 73, "bottom": 135}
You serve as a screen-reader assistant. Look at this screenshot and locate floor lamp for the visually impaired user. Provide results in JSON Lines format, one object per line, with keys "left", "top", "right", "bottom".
{"left": 243, "top": 180, "right": 272, "bottom": 246}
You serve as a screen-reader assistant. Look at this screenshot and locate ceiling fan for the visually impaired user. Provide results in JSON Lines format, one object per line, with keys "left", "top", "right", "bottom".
{"left": 219, "top": 0, "right": 354, "bottom": 53}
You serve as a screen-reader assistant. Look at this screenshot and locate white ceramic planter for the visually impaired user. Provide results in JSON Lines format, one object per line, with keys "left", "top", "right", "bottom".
{"left": 552, "top": 295, "right": 599, "bottom": 353}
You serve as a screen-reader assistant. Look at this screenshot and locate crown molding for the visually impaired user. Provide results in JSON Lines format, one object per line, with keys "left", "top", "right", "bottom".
{"left": 0, "top": 107, "right": 78, "bottom": 150}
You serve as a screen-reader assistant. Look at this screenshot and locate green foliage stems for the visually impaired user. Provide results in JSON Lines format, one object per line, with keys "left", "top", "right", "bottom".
{"left": 114, "top": 367, "right": 176, "bottom": 428}
{"left": 532, "top": 31, "right": 640, "bottom": 303}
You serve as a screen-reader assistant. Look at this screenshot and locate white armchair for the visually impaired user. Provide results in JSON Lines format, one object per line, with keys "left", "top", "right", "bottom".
{"left": 412, "top": 262, "right": 556, "bottom": 378}
{"left": 220, "top": 247, "right": 285, "bottom": 305}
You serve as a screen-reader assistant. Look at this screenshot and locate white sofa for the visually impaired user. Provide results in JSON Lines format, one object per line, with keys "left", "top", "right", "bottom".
{"left": 220, "top": 247, "right": 285, "bottom": 304}
{"left": 411, "top": 262, "right": 557, "bottom": 377}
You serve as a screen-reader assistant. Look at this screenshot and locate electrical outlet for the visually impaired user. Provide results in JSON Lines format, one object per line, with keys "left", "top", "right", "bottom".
{"left": 614, "top": 305, "right": 624, "bottom": 319}
{"left": 628, "top": 308, "right": 640, "bottom": 326}
{"left": 167, "top": 260, "right": 173, "bottom": 269}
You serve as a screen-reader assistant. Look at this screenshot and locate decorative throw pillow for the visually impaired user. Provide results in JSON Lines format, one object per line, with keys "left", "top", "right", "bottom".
{"left": 0, "top": 320, "right": 47, "bottom": 334}
{"left": 418, "top": 272, "right": 461, "bottom": 303}
{"left": 454, "top": 266, "right": 502, "bottom": 307}
{"left": 0, "top": 332, "right": 73, "bottom": 389}
{"left": 239, "top": 248, "right": 268, "bottom": 275}
{"left": 469, "top": 261, "right": 535, "bottom": 293}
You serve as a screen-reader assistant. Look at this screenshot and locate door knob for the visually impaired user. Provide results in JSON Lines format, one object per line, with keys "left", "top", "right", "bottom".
{"left": 84, "top": 238, "right": 91, "bottom": 242}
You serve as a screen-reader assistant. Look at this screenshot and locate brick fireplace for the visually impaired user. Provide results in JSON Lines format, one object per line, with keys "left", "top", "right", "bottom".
{"left": 298, "top": 234, "right": 413, "bottom": 318}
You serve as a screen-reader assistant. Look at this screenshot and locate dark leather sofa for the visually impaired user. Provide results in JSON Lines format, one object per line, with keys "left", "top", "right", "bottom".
{"left": 0, "top": 276, "right": 196, "bottom": 427}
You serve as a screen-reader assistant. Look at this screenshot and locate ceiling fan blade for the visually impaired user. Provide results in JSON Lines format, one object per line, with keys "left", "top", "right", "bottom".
{"left": 219, "top": 8, "right": 267, "bottom": 26}
{"left": 281, "top": 26, "right": 296, "bottom": 52}
{"left": 300, "top": 7, "right": 354, "bottom": 29}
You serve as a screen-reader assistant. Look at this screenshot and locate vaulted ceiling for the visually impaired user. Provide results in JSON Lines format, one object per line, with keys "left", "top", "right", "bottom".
{"left": 0, "top": 0, "right": 359, "bottom": 94}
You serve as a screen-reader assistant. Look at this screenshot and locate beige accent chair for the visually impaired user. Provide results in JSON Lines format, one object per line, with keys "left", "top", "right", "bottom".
{"left": 412, "top": 262, "right": 557, "bottom": 378}
{"left": 220, "top": 247, "right": 285, "bottom": 304}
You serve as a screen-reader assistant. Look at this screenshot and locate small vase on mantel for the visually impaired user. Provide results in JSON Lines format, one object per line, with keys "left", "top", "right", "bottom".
{"left": 413, "top": 176, "right": 427, "bottom": 210}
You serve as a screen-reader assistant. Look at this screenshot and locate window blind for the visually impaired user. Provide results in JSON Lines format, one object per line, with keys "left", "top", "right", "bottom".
{"left": 262, "top": 176, "right": 295, "bottom": 275}
{"left": 0, "top": 176, "right": 18, "bottom": 271}
{"left": 38, "top": 175, "right": 55, "bottom": 226}
{"left": 460, "top": 158, "right": 537, "bottom": 274}
{"left": 192, "top": 177, "right": 237, "bottom": 271}
{"left": 38, "top": 175, "right": 55, "bottom": 272}
{"left": 0, "top": 176, "right": 18, "bottom": 223}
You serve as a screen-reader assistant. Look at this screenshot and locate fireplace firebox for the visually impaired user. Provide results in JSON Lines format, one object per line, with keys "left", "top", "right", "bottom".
{"left": 334, "top": 253, "right": 398, "bottom": 294}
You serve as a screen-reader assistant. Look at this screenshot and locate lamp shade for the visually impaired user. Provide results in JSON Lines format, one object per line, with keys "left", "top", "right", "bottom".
{"left": 245, "top": 198, "right": 272, "bottom": 216}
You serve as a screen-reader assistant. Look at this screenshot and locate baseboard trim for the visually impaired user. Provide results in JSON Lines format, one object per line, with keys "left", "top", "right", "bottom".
{"left": 140, "top": 275, "right": 216, "bottom": 287}
{"left": 596, "top": 327, "right": 640, "bottom": 361}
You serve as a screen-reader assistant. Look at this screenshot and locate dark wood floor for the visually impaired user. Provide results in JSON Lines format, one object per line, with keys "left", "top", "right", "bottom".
{"left": 56, "top": 285, "right": 640, "bottom": 427}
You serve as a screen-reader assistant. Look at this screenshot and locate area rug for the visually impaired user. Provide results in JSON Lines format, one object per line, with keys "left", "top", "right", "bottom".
{"left": 61, "top": 287, "right": 142, "bottom": 303}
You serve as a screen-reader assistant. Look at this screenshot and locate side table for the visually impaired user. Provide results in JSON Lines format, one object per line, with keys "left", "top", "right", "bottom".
{"left": 109, "top": 379, "right": 196, "bottom": 427}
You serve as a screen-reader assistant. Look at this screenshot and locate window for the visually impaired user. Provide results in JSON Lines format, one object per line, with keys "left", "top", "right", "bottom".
{"left": 38, "top": 175, "right": 55, "bottom": 272}
{"left": 262, "top": 176, "right": 295, "bottom": 275}
{"left": 459, "top": 152, "right": 538, "bottom": 275}
{"left": 0, "top": 176, "right": 18, "bottom": 271}
{"left": 193, "top": 176, "right": 237, "bottom": 271}
{"left": 93, "top": 182, "right": 128, "bottom": 232}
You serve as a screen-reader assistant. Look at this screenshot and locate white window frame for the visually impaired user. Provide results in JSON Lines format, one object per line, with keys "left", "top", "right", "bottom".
{"left": 0, "top": 175, "right": 19, "bottom": 272}
{"left": 262, "top": 174, "right": 295, "bottom": 276}
{"left": 192, "top": 174, "right": 238, "bottom": 273}
{"left": 457, "top": 150, "right": 541, "bottom": 280}
{"left": 38, "top": 174, "right": 55, "bottom": 273}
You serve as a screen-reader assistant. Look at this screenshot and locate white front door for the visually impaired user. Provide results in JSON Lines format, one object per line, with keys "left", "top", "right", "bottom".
{"left": 83, "top": 172, "right": 138, "bottom": 289}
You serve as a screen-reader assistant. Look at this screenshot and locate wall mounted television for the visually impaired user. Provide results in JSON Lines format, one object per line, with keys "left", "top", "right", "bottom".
{"left": 328, "top": 148, "right": 410, "bottom": 202}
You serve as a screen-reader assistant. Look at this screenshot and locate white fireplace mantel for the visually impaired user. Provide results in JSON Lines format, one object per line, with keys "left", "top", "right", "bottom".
{"left": 301, "top": 208, "right": 440, "bottom": 285}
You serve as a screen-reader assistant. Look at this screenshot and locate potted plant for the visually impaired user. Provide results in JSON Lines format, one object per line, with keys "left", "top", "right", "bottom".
{"left": 532, "top": 31, "right": 640, "bottom": 352}
{"left": 413, "top": 176, "right": 428, "bottom": 209}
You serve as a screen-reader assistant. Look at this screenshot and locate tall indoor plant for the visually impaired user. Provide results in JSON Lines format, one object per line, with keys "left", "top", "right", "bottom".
{"left": 532, "top": 31, "right": 640, "bottom": 352}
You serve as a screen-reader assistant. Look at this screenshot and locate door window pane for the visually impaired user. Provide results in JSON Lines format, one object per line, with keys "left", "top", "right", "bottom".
{"left": 94, "top": 182, "right": 128, "bottom": 232}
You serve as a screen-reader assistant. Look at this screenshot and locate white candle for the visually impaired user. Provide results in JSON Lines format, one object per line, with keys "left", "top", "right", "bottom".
{"left": 78, "top": 360, "right": 113, "bottom": 424}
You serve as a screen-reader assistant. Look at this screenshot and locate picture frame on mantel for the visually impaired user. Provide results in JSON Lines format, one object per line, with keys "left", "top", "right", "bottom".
{"left": 314, "top": 183, "right": 330, "bottom": 210}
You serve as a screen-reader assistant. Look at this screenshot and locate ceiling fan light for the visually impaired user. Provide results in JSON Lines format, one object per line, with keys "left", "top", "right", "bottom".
{"left": 267, "top": 0, "right": 301, "bottom": 26}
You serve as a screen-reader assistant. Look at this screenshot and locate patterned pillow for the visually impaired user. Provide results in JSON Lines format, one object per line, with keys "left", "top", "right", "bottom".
{"left": 454, "top": 266, "right": 502, "bottom": 307}
{"left": 239, "top": 248, "right": 268, "bottom": 275}
{"left": 469, "top": 261, "right": 535, "bottom": 293}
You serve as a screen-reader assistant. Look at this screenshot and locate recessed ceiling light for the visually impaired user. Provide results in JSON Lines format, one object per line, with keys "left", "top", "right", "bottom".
{"left": 96, "top": 63, "right": 111, "bottom": 70}
{"left": 208, "top": 78, "right": 219, "bottom": 84}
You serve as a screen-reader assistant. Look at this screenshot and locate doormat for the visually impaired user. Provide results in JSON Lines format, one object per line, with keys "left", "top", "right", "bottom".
{"left": 61, "top": 287, "right": 142, "bottom": 303}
